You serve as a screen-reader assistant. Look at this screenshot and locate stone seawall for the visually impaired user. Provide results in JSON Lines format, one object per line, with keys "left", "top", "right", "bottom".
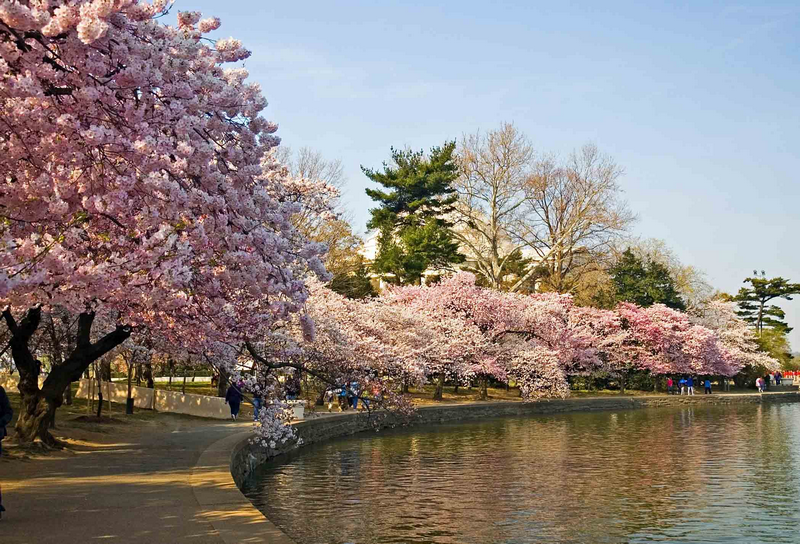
{"left": 231, "top": 391, "right": 800, "bottom": 487}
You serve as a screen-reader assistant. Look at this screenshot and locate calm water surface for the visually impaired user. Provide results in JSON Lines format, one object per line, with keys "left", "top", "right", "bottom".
{"left": 242, "top": 403, "right": 800, "bottom": 544}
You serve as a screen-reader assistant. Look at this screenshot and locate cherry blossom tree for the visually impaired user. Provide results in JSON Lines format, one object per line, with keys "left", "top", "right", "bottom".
{"left": 388, "top": 273, "right": 596, "bottom": 400}
{"left": 0, "top": 1, "right": 326, "bottom": 444}
{"left": 242, "top": 281, "right": 437, "bottom": 443}
{"left": 691, "top": 300, "right": 779, "bottom": 373}
{"left": 613, "top": 302, "right": 744, "bottom": 385}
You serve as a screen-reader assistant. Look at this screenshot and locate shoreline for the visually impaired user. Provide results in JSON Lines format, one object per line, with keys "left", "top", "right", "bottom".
{"left": 190, "top": 390, "right": 800, "bottom": 544}
{"left": 232, "top": 389, "right": 800, "bottom": 486}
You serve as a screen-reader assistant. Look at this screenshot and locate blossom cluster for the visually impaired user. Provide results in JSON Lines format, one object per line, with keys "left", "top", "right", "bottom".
{"left": 0, "top": 2, "right": 328, "bottom": 443}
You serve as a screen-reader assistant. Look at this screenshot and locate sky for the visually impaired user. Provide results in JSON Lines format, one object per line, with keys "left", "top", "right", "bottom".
{"left": 180, "top": 0, "right": 799, "bottom": 348}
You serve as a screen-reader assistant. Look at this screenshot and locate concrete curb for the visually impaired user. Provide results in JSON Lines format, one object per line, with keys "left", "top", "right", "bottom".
{"left": 191, "top": 431, "right": 295, "bottom": 544}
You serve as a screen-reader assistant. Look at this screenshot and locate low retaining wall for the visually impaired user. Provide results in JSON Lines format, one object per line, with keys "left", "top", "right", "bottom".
{"left": 231, "top": 391, "right": 800, "bottom": 487}
{"left": 75, "top": 379, "right": 230, "bottom": 419}
{"left": 0, "top": 373, "right": 44, "bottom": 391}
{"left": 76, "top": 379, "right": 155, "bottom": 409}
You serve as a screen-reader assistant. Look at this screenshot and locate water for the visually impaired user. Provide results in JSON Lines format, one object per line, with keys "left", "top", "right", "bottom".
{"left": 242, "top": 402, "right": 800, "bottom": 544}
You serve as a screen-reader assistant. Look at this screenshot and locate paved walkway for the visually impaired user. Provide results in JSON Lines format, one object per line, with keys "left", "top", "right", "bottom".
{"left": 0, "top": 416, "right": 260, "bottom": 544}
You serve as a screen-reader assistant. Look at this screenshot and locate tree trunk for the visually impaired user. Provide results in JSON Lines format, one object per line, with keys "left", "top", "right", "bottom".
{"left": 126, "top": 361, "right": 134, "bottom": 415}
{"left": 16, "top": 393, "right": 58, "bottom": 445}
{"left": 182, "top": 374, "right": 187, "bottom": 395}
{"left": 99, "top": 357, "right": 112, "bottom": 382}
{"left": 433, "top": 373, "right": 445, "bottom": 401}
{"left": 4, "top": 308, "right": 131, "bottom": 444}
{"left": 96, "top": 370, "right": 104, "bottom": 418}
{"left": 479, "top": 376, "right": 488, "bottom": 400}
{"left": 88, "top": 365, "right": 95, "bottom": 414}
{"left": 402, "top": 379, "right": 409, "bottom": 394}
{"left": 144, "top": 359, "right": 154, "bottom": 389}
{"left": 63, "top": 382, "right": 72, "bottom": 406}
{"left": 217, "top": 367, "right": 228, "bottom": 397}
{"left": 453, "top": 383, "right": 459, "bottom": 394}
{"left": 620, "top": 372, "right": 627, "bottom": 395}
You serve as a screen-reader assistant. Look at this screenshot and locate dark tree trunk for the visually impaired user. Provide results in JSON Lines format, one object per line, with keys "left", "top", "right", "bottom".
{"left": 96, "top": 369, "right": 104, "bottom": 418}
{"left": 433, "top": 373, "right": 445, "bottom": 401}
{"left": 99, "top": 359, "right": 112, "bottom": 382}
{"left": 217, "top": 367, "right": 228, "bottom": 397}
{"left": 126, "top": 361, "right": 134, "bottom": 415}
{"left": 479, "top": 376, "right": 488, "bottom": 400}
{"left": 144, "top": 359, "right": 154, "bottom": 389}
{"left": 453, "top": 383, "right": 459, "bottom": 394}
{"left": 3, "top": 308, "right": 130, "bottom": 444}
{"left": 402, "top": 379, "right": 409, "bottom": 394}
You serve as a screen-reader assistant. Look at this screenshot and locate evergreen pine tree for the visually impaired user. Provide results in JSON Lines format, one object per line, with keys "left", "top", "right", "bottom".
{"left": 734, "top": 274, "right": 800, "bottom": 334}
{"left": 607, "top": 248, "right": 686, "bottom": 310}
{"left": 364, "top": 142, "right": 464, "bottom": 284}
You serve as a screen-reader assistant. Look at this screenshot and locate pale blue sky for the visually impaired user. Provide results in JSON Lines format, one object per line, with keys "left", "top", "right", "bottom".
{"left": 180, "top": 0, "right": 799, "bottom": 348}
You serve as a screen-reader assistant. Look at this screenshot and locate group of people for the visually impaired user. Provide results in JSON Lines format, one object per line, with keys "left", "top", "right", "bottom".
{"left": 325, "top": 382, "right": 360, "bottom": 412}
{"left": 756, "top": 371, "right": 784, "bottom": 393}
{"left": 224, "top": 371, "right": 303, "bottom": 421}
{"left": 666, "top": 376, "right": 713, "bottom": 395}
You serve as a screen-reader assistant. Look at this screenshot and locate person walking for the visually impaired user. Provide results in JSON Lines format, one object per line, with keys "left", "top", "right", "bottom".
{"left": 251, "top": 391, "right": 262, "bottom": 422}
{"left": 225, "top": 381, "right": 243, "bottom": 420}
{"left": 776, "top": 371, "right": 782, "bottom": 386}
{"left": 687, "top": 376, "right": 695, "bottom": 396}
{"left": 679, "top": 377, "right": 687, "bottom": 395}
{"left": 285, "top": 371, "right": 301, "bottom": 401}
{"left": 704, "top": 379, "right": 712, "bottom": 394}
{"left": 0, "top": 384, "right": 13, "bottom": 520}
{"left": 667, "top": 377, "right": 674, "bottom": 395}
{"left": 756, "top": 377, "right": 764, "bottom": 393}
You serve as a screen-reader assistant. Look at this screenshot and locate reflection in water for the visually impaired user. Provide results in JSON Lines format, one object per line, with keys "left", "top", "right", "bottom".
{"left": 242, "top": 403, "right": 800, "bottom": 544}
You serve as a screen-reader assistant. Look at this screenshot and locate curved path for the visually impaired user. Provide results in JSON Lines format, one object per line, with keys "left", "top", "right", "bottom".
{"left": 0, "top": 416, "right": 260, "bottom": 544}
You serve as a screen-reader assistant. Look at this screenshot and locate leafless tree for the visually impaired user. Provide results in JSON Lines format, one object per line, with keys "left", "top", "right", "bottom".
{"left": 509, "top": 144, "right": 635, "bottom": 293}
{"left": 452, "top": 123, "right": 536, "bottom": 289}
{"left": 276, "top": 146, "right": 346, "bottom": 189}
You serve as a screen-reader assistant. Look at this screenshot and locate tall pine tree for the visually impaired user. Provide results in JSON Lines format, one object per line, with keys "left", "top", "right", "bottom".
{"left": 734, "top": 274, "right": 800, "bottom": 335}
{"left": 364, "top": 142, "right": 464, "bottom": 284}
{"left": 606, "top": 248, "right": 686, "bottom": 310}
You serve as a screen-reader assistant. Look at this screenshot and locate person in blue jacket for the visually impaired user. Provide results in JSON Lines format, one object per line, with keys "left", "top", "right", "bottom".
{"left": 704, "top": 379, "right": 712, "bottom": 394}
{"left": 686, "top": 376, "right": 695, "bottom": 396}
{"left": 0, "top": 385, "right": 13, "bottom": 519}
{"left": 225, "top": 382, "right": 243, "bottom": 420}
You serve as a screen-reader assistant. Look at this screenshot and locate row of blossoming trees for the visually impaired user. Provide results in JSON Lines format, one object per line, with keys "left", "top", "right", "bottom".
{"left": 0, "top": 1, "right": 776, "bottom": 448}
{"left": 301, "top": 274, "right": 776, "bottom": 405}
